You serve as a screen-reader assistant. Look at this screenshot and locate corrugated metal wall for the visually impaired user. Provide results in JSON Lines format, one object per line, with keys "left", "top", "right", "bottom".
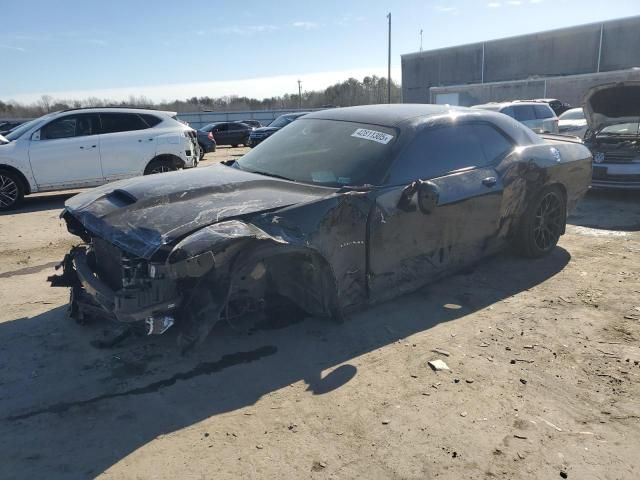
{"left": 402, "top": 15, "right": 640, "bottom": 104}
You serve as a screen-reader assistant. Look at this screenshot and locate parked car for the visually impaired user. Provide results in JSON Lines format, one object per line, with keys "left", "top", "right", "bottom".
{"left": 196, "top": 128, "right": 217, "bottom": 160}
{"left": 238, "top": 120, "right": 262, "bottom": 128}
{"left": 472, "top": 101, "right": 559, "bottom": 134}
{"left": 583, "top": 82, "right": 640, "bottom": 189}
{"left": 558, "top": 108, "right": 588, "bottom": 138}
{"left": 200, "top": 121, "right": 253, "bottom": 147}
{"left": 0, "top": 108, "right": 199, "bottom": 210}
{"left": 532, "top": 98, "right": 572, "bottom": 116}
{"left": 50, "top": 104, "right": 591, "bottom": 351}
{"left": 248, "top": 112, "right": 309, "bottom": 147}
{"left": 0, "top": 121, "right": 24, "bottom": 136}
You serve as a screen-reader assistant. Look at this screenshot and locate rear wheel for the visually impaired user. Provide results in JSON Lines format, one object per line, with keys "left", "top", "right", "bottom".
{"left": 198, "top": 144, "right": 206, "bottom": 160}
{"left": 0, "top": 170, "right": 24, "bottom": 211}
{"left": 144, "top": 158, "right": 177, "bottom": 175}
{"left": 516, "top": 186, "right": 566, "bottom": 258}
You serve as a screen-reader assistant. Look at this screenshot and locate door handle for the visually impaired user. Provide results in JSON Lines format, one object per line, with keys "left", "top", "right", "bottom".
{"left": 80, "top": 145, "right": 97, "bottom": 149}
{"left": 482, "top": 176, "right": 497, "bottom": 187}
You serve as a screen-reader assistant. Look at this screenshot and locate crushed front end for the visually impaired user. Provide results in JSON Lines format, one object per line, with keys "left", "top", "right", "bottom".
{"left": 49, "top": 238, "right": 182, "bottom": 335}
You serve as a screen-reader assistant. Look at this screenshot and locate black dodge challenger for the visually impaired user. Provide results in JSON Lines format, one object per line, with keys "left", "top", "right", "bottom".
{"left": 50, "top": 104, "right": 592, "bottom": 350}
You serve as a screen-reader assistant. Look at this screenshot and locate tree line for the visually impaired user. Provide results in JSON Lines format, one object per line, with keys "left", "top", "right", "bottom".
{"left": 0, "top": 75, "right": 402, "bottom": 119}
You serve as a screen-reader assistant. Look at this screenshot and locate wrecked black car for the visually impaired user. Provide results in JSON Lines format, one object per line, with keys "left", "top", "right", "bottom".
{"left": 583, "top": 82, "right": 640, "bottom": 189}
{"left": 50, "top": 104, "right": 592, "bottom": 350}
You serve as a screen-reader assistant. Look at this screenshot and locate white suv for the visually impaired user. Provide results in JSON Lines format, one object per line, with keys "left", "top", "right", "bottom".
{"left": 472, "top": 101, "right": 559, "bottom": 134}
{"left": 0, "top": 107, "right": 199, "bottom": 210}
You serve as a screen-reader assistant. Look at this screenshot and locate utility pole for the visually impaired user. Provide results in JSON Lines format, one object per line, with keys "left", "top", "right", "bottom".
{"left": 420, "top": 29, "right": 423, "bottom": 51}
{"left": 297, "top": 79, "right": 302, "bottom": 109}
{"left": 387, "top": 13, "right": 392, "bottom": 104}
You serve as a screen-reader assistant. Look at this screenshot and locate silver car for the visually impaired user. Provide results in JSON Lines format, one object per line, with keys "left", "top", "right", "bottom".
{"left": 472, "top": 101, "right": 559, "bottom": 134}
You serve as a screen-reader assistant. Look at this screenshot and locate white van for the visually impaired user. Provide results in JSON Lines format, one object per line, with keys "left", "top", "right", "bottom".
{"left": 0, "top": 107, "right": 199, "bottom": 210}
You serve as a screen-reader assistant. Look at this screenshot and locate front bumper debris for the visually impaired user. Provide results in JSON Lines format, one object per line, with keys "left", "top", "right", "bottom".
{"left": 48, "top": 246, "right": 182, "bottom": 328}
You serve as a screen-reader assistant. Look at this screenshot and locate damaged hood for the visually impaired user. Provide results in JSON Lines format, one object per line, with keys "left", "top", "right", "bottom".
{"left": 64, "top": 164, "right": 336, "bottom": 259}
{"left": 583, "top": 81, "right": 640, "bottom": 133}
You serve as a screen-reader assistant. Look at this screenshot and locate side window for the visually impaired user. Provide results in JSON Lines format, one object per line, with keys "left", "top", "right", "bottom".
{"left": 534, "top": 105, "right": 554, "bottom": 119}
{"left": 40, "top": 114, "right": 99, "bottom": 140}
{"left": 500, "top": 106, "right": 515, "bottom": 118}
{"left": 100, "top": 113, "right": 148, "bottom": 134}
{"left": 213, "top": 123, "right": 229, "bottom": 132}
{"left": 229, "top": 123, "right": 245, "bottom": 130}
{"left": 140, "top": 114, "right": 162, "bottom": 127}
{"left": 390, "top": 124, "right": 486, "bottom": 183}
{"left": 472, "top": 124, "right": 514, "bottom": 164}
{"left": 512, "top": 106, "right": 536, "bottom": 121}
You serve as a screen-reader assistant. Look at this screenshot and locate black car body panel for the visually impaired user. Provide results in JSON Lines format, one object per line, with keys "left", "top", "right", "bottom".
{"left": 583, "top": 82, "right": 640, "bottom": 189}
{"left": 196, "top": 130, "right": 216, "bottom": 154}
{"left": 52, "top": 104, "right": 592, "bottom": 347}
{"left": 201, "top": 122, "right": 253, "bottom": 146}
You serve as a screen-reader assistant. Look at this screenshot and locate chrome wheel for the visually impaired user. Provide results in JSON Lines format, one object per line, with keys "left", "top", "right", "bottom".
{"left": 0, "top": 174, "right": 19, "bottom": 208}
{"left": 533, "top": 191, "right": 563, "bottom": 251}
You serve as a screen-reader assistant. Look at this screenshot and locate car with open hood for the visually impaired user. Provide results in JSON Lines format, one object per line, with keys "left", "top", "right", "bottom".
{"left": 49, "top": 104, "right": 592, "bottom": 351}
{"left": 583, "top": 82, "right": 640, "bottom": 189}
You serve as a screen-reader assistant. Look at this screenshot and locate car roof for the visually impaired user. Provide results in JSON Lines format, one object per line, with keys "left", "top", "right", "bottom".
{"left": 304, "top": 104, "right": 466, "bottom": 127}
{"left": 57, "top": 107, "right": 176, "bottom": 116}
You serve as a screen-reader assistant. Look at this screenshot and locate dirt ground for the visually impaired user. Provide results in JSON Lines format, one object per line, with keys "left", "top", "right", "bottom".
{"left": 0, "top": 148, "right": 639, "bottom": 479}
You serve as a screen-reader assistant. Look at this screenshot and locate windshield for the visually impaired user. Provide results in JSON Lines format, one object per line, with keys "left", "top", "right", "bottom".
{"left": 268, "top": 115, "right": 296, "bottom": 128}
{"left": 4, "top": 116, "right": 51, "bottom": 141}
{"left": 598, "top": 121, "right": 640, "bottom": 136}
{"left": 559, "top": 109, "right": 584, "bottom": 121}
{"left": 236, "top": 118, "right": 397, "bottom": 187}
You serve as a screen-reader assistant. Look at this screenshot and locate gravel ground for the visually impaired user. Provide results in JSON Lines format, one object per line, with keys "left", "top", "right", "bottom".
{"left": 0, "top": 154, "right": 638, "bottom": 479}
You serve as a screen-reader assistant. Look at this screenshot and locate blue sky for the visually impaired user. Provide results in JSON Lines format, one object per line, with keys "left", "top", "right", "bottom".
{"left": 1, "top": 0, "right": 639, "bottom": 103}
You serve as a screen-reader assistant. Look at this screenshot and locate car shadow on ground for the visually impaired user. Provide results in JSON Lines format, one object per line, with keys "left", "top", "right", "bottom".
{"left": 568, "top": 188, "right": 640, "bottom": 231}
{"left": 0, "top": 247, "right": 570, "bottom": 479}
{"left": 1, "top": 191, "right": 81, "bottom": 216}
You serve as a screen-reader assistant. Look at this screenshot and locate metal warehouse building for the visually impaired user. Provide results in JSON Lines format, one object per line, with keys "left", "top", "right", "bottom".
{"left": 401, "top": 15, "right": 640, "bottom": 107}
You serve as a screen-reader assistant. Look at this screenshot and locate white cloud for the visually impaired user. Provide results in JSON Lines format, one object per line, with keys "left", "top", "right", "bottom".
{"left": 292, "top": 21, "right": 319, "bottom": 30}
{"left": 209, "top": 25, "right": 278, "bottom": 35}
{"left": 434, "top": 5, "right": 458, "bottom": 13}
{"left": 530, "top": 0, "right": 543, "bottom": 3}
{"left": 487, "top": 2, "right": 501, "bottom": 6}
{"left": 3, "top": 67, "right": 403, "bottom": 105}
{"left": 0, "top": 44, "right": 26, "bottom": 52}
{"left": 507, "top": 0, "right": 523, "bottom": 5}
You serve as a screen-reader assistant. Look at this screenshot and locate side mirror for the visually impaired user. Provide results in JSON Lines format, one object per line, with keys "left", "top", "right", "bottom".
{"left": 31, "top": 130, "right": 41, "bottom": 141}
{"left": 417, "top": 180, "right": 439, "bottom": 214}
{"left": 397, "top": 180, "right": 439, "bottom": 214}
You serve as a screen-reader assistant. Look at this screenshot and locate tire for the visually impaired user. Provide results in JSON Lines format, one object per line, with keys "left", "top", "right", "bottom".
{"left": 516, "top": 185, "right": 566, "bottom": 258}
{"left": 0, "top": 169, "right": 24, "bottom": 211}
{"left": 198, "top": 144, "right": 206, "bottom": 161}
{"left": 144, "top": 158, "right": 177, "bottom": 175}
{"left": 242, "top": 136, "right": 250, "bottom": 146}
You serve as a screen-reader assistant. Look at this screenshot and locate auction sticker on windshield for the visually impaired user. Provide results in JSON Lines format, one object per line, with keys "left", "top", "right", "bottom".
{"left": 351, "top": 128, "right": 394, "bottom": 145}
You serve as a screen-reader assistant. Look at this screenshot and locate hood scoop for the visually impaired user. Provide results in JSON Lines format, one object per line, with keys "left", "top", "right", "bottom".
{"left": 107, "top": 189, "right": 138, "bottom": 207}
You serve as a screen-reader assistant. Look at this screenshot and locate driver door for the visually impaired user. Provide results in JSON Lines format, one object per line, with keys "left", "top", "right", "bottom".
{"left": 368, "top": 122, "right": 511, "bottom": 300}
{"left": 28, "top": 113, "right": 103, "bottom": 188}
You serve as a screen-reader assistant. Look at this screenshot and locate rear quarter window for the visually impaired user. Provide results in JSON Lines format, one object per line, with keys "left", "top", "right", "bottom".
{"left": 534, "top": 105, "right": 555, "bottom": 119}
{"left": 140, "top": 114, "right": 163, "bottom": 127}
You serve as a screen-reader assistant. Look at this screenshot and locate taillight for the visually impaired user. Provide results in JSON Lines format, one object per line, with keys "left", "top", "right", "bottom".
{"left": 208, "top": 132, "right": 213, "bottom": 140}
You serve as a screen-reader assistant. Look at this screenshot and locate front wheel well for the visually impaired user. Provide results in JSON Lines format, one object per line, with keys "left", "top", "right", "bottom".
{"left": 227, "top": 247, "right": 341, "bottom": 321}
{"left": 0, "top": 164, "right": 31, "bottom": 194}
